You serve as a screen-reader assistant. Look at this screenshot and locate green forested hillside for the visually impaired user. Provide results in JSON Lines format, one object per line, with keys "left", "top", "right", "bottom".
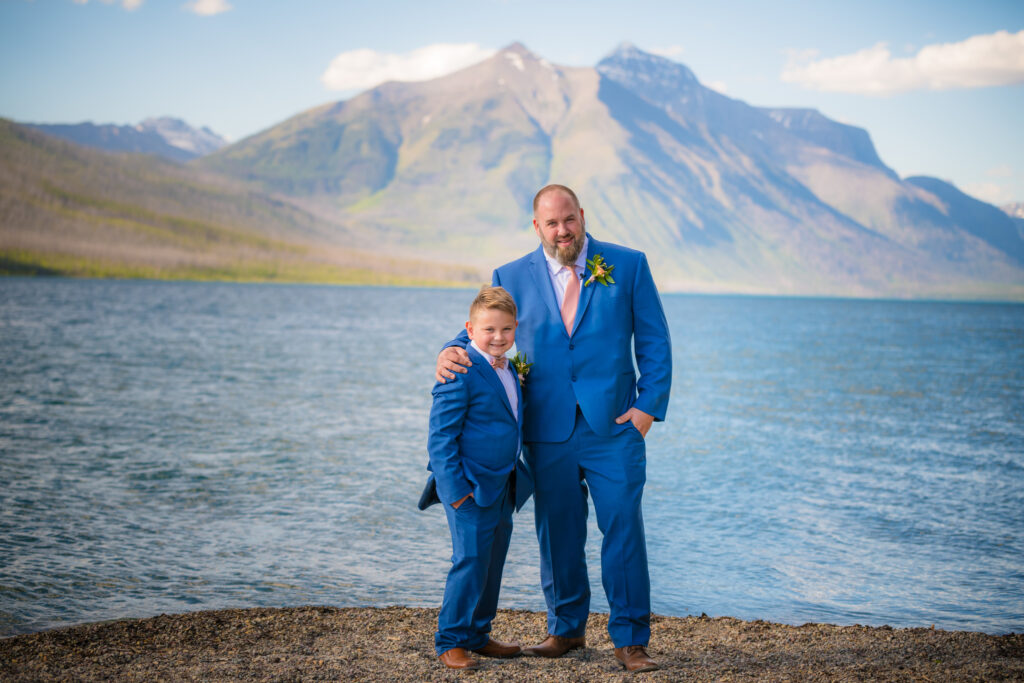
{"left": 0, "top": 119, "right": 480, "bottom": 286}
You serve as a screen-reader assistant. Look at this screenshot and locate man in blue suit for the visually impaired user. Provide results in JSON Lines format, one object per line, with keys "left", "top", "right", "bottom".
{"left": 437, "top": 185, "right": 672, "bottom": 672}
{"left": 420, "top": 286, "right": 534, "bottom": 670}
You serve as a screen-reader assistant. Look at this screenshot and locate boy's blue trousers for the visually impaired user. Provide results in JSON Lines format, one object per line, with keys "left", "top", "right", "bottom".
{"left": 435, "top": 479, "right": 514, "bottom": 655}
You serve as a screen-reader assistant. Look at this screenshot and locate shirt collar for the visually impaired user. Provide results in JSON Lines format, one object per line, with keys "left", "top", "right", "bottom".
{"left": 543, "top": 235, "right": 589, "bottom": 277}
{"left": 470, "top": 340, "right": 503, "bottom": 368}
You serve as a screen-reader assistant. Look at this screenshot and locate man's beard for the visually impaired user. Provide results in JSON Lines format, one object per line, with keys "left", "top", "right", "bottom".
{"left": 544, "top": 230, "right": 585, "bottom": 266}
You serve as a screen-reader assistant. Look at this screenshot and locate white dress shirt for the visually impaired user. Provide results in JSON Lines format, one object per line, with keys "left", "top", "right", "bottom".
{"left": 470, "top": 340, "right": 519, "bottom": 420}
{"left": 543, "top": 235, "right": 589, "bottom": 308}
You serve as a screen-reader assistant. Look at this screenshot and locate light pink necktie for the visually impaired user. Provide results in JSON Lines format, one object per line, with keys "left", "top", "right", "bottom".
{"left": 561, "top": 265, "right": 580, "bottom": 334}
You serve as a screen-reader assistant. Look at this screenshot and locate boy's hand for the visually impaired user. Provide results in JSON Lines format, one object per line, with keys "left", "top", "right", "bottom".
{"left": 615, "top": 407, "right": 654, "bottom": 438}
{"left": 452, "top": 493, "right": 473, "bottom": 509}
{"left": 436, "top": 347, "right": 472, "bottom": 383}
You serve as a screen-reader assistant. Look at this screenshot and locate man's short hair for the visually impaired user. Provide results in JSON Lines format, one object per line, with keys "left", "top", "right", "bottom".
{"left": 469, "top": 285, "right": 517, "bottom": 320}
{"left": 532, "top": 184, "right": 580, "bottom": 214}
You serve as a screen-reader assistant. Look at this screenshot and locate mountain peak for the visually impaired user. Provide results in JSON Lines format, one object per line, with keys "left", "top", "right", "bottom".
{"left": 137, "top": 117, "right": 227, "bottom": 155}
{"left": 596, "top": 42, "right": 702, "bottom": 114}
{"left": 608, "top": 41, "right": 642, "bottom": 58}
{"left": 500, "top": 41, "right": 533, "bottom": 56}
{"left": 597, "top": 42, "right": 699, "bottom": 88}
{"left": 486, "top": 41, "right": 561, "bottom": 79}
{"left": 498, "top": 42, "right": 546, "bottom": 66}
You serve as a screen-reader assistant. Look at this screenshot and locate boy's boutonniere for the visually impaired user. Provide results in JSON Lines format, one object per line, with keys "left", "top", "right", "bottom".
{"left": 584, "top": 254, "right": 615, "bottom": 287}
{"left": 509, "top": 351, "right": 533, "bottom": 386}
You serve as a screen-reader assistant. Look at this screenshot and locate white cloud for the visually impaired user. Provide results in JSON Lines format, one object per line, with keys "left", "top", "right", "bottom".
{"left": 651, "top": 45, "right": 686, "bottom": 59}
{"left": 782, "top": 29, "right": 1024, "bottom": 94}
{"left": 72, "top": 0, "right": 144, "bottom": 9}
{"left": 986, "top": 164, "right": 1014, "bottom": 178}
{"left": 321, "top": 43, "right": 496, "bottom": 92}
{"left": 963, "top": 181, "right": 1017, "bottom": 205}
{"left": 184, "top": 0, "right": 231, "bottom": 15}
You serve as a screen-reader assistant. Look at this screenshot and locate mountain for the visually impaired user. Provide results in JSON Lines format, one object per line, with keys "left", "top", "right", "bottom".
{"left": 0, "top": 119, "right": 476, "bottom": 285}
{"left": 137, "top": 117, "right": 227, "bottom": 157}
{"left": 6, "top": 45, "right": 1022, "bottom": 298}
{"left": 26, "top": 117, "right": 227, "bottom": 162}
{"left": 761, "top": 108, "right": 894, "bottom": 176}
{"left": 198, "top": 43, "right": 1024, "bottom": 299}
{"left": 903, "top": 177, "right": 1024, "bottom": 264}
{"left": 199, "top": 42, "right": 560, "bottom": 266}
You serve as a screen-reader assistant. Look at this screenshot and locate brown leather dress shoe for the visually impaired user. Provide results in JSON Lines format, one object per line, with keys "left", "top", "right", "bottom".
{"left": 614, "top": 645, "right": 659, "bottom": 672}
{"left": 521, "top": 634, "right": 586, "bottom": 658}
{"left": 472, "top": 637, "right": 522, "bottom": 658}
{"left": 439, "top": 647, "right": 480, "bottom": 669}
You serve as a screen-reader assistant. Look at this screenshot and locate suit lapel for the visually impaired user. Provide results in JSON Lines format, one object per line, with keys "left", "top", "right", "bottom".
{"left": 467, "top": 346, "right": 515, "bottom": 420}
{"left": 529, "top": 246, "right": 561, "bottom": 322}
{"left": 572, "top": 234, "right": 598, "bottom": 336}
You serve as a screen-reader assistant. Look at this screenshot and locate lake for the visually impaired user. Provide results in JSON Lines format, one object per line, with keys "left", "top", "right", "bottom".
{"left": 1, "top": 278, "right": 1021, "bottom": 636}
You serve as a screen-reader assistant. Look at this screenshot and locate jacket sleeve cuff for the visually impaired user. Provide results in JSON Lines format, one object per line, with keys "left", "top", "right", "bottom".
{"left": 439, "top": 481, "right": 473, "bottom": 506}
{"left": 634, "top": 394, "right": 668, "bottom": 422}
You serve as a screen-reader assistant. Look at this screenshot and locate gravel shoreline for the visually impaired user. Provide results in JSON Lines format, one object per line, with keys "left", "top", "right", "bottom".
{"left": 2, "top": 606, "right": 1021, "bottom": 681}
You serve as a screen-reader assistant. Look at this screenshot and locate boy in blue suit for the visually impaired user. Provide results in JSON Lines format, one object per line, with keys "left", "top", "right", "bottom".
{"left": 419, "top": 285, "right": 533, "bottom": 670}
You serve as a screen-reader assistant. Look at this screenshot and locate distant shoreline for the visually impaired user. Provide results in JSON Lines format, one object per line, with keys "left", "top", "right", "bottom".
{"left": 2, "top": 606, "right": 1021, "bottom": 681}
{"left": 0, "top": 253, "right": 478, "bottom": 289}
{"left": 4, "top": 272, "right": 1024, "bottom": 305}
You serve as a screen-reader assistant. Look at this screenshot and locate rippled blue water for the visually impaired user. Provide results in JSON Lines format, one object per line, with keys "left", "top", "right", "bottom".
{"left": 1, "top": 279, "right": 1022, "bottom": 636}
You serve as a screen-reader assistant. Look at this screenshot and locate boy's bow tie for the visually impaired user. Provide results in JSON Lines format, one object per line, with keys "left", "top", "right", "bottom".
{"left": 491, "top": 356, "right": 507, "bottom": 370}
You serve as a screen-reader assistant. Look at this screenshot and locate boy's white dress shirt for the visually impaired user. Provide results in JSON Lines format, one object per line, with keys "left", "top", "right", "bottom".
{"left": 469, "top": 340, "right": 518, "bottom": 420}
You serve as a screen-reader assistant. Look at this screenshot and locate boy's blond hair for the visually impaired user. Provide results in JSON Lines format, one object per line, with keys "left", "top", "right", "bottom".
{"left": 469, "top": 285, "right": 517, "bottom": 320}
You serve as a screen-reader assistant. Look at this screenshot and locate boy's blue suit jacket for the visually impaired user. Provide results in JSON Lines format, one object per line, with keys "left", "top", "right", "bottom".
{"left": 449, "top": 235, "right": 672, "bottom": 443}
{"left": 419, "top": 345, "right": 533, "bottom": 512}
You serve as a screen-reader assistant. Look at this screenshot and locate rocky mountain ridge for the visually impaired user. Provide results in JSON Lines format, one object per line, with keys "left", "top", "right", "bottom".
{"left": 26, "top": 117, "right": 227, "bottom": 162}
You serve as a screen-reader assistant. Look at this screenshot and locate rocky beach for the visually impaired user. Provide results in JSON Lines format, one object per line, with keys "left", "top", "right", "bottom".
{"left": 2, "top": 606, "right": 1022, "bottom": 681}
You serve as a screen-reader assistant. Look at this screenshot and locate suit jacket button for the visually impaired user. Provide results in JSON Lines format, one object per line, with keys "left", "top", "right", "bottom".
{"left": 569, "top": 344, "right": 575, "bottom": 350}
{"left": 571, "top": 376, "right": 577, "bottom": 382}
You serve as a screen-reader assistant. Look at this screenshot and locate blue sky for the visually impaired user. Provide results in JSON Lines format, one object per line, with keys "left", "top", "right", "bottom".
{"left": 1, "top": 0, "right": 1022, "bottom": 205}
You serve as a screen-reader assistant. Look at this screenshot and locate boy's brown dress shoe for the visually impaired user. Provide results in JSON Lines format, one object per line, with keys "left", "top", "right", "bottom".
{"left": 521, "top": 634, "right": 586, "bottom": 657}
{"left": 472, "top": 638, "right": 522, "bottom": 658}
{"left": 614, "top": 645, "right": 659, "bottom": 672}
{"left": 439, "top": 647, "right": 480, "bottom": 669}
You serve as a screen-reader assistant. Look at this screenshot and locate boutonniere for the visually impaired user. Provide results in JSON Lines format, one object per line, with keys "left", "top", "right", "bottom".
{"left": 509, "top": 351, "right": 533, "bottom": 386}
{"left": 584, "top": 254, "right": 615, "bottom": 286}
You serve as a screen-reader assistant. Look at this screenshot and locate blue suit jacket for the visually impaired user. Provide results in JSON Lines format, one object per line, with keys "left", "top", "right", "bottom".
{"left": 420, "top": 345, "right": 533, "bottom": 511}
{"left": 450, "top": 235, "right": 672, "bottom": 443}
